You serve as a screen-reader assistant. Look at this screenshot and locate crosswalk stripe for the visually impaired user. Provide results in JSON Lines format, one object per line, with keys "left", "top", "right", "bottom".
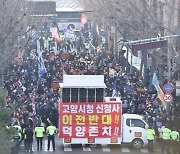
{"left": 141, "top": 149, "right": 149, "bottom": 153}
{"left": 101, "top": 144, "right": 111, "bottom": 152}
{"left": 44, "top": 140, "right": 53, "bottom": 152}
{"left": 82, "top": 144, "right": 91, "bottom": 151}
{"left": 121, "top": 147, "right": 130, "bottom": 152}
{"left": 64, "top": 144, "right": 72, "bottom": 151}
{"left": 45, "top": 140, "right": 48, "bottom": 151}
{"left": 32, "top": 144, "right": 34, "bottom": 151}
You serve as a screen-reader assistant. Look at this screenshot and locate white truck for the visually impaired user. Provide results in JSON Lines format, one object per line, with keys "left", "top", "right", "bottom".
{"left": 59, "top": 75, "right": 148, "bottom": 149}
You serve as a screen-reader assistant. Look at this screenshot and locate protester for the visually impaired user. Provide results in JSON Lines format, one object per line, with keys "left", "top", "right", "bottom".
{"left": 23, "top": 125, "right": 34, "bottom": 153}
{"left": 3, "top": 27, "right": 180, "bottom": 153}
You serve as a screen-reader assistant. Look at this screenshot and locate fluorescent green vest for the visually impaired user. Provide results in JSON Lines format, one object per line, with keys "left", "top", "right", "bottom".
{"left": 147, "top": 129, "right": 155, "bottom": 140}
{"left": 46, "top": 125, "right": 57, "bottom": 136}
{"left": 170, "top": 131, "right": 179, "bottom": 141}
{"left": 162, "top": 128, "right": 171, "bottom": 140}
{"left": 35, "top": 126, "right": 45, "bottom": 138}
{"left": 23, "top": 128, "right": 27, "bottom": 139}
{"left": 13, "top": 125, "right": 22, "bottom": 134}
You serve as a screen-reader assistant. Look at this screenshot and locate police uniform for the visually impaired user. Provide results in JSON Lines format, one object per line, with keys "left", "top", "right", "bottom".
{"left": 22, "top": 127, "right": 27, "bottom": 151}
{"left": 13, "top": 125, "right": 22, "bottom": 135}
{"left": 46, "top": 124, "right": 57, "bottom": 151}
{"left": 162, "top": 127, "right": 171, "bottom": 154}
{"left": 12, "top": 125, "right": 22, "bottom": 154}
{"left": 170, "top": 130, "right": 179, "bottom": 154}
{"left": 35, "top": 125, "right": 45, "bottom": 151}
{"left": 146, "top": 127, "right": 155, "bottom": 152}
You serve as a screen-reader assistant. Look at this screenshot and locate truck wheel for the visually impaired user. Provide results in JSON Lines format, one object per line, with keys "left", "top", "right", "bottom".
{"left": 132, "top": 139, "right": 143, "bottom": 149}
{"left": 89, "top": 144, "right": 97, "bottom": 148}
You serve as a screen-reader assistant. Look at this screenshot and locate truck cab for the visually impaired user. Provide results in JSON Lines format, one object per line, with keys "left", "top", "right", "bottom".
{"left": 104, "top": 97, "right": 148, "bottom": 148}
{"left": 122, "top": 114, "right": 148, "bottom": 148}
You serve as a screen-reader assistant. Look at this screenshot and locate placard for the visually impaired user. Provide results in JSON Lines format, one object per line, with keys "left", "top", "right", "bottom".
{"left": 59, "top": 102, "right": 122, "bottom": 138}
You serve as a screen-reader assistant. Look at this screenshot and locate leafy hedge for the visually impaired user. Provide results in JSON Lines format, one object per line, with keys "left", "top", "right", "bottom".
{"left": 0, "top": 87, "right": 15, "bottom": 154}
{"left": 0, "top": 87, "right": 7, "bottom": 105}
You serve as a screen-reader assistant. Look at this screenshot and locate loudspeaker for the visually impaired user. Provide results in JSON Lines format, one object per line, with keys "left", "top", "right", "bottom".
{"left": 71, "top": 88, "right": 78, "bottom": 102}
{"left": 62, "top": 88, "right": 70, "bottom": 102}
{"left": 88, "top": 89, "right": 95, "bottom": 102}
{"left": 79, "top": 88, "right": 87, "bottom": 102}
{"left": 96, "top": 88, "right": 104, "bottom": 102}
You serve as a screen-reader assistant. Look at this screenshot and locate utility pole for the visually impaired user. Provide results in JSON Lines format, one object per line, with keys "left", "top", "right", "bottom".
{"left": 167, "top": 0, "right": 174, "bottom": 83}
{"left": 114, "top": 25, "right": 118, "bottom": 58}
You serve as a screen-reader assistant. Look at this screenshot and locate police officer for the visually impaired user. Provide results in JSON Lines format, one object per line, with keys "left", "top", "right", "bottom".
{"left": 34, "top": 124, "right": 45, "bottom": 151}
{"left": 162, "top": 125, "right": 171, "bottom": 154}
{"left": 146, "top": 125, "right": 155, "bottom": 152}
{"left": 13, "top": 123, "right": 22, "bottom": 136}
{"left": 22, "top": 127, "right": 27, "bottom": 152}
{"left": 170, "top": 128, "right": 179, "bottom": 154}
{"left": 46, "top": 123, "right": 57, "bottom": 151}
{"left": 11, "top": 125, "right": 22, "bottom": 154}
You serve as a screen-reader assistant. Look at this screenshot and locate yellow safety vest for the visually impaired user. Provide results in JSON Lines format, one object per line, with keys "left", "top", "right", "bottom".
{"left": 147, "top": 129, "right": 155, "bottom": 140}
{"left": 170, "top": 131, "right": 179, "bottom": 141}
{"left": 162, "top": 128, "right": 171, "bottom": 140}
{"left": 35, "top": 127, "right": 45, "bottom": 138}
{"left": 46, "top": 125, "right": 57, "bottom": 136}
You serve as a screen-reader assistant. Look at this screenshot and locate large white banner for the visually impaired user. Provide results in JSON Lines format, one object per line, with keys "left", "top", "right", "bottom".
{"left": 132, "top": 55, "right": 141, "bottom": 70}
{"left": 123, "top": 48, "right": 141, "bottom": 71}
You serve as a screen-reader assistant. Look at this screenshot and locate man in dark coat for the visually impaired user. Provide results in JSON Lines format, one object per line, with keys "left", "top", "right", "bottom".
{"left": 24, "top": 125, "right": 34, "bottom": 153}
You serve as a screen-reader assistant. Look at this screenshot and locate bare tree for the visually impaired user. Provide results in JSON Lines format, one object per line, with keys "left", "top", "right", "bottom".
{"left": 81, "top": 0, "right": 179, "bottom": 39}
{"left": 81, "top": 0, "right": 180, "bottom": 81}
{"left": 0, "top": 0, "right": 33, "bottom": 74}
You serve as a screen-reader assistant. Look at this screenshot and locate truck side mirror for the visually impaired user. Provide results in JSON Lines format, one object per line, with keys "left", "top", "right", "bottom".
{"left": 145, "top": 125, "right": 149, "bottom": 129}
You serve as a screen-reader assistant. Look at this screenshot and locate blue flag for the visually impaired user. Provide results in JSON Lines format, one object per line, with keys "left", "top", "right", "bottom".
{"left": 112, "top": 83, "right": 118, "bottom": 97}
{"left": 38, "top": 56, "right": 47, "bottom": 78}
{"left": 152, "top": 73, "right": 159, "bottom": 91}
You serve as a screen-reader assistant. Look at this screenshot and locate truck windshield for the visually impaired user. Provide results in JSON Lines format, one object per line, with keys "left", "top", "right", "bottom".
{"left": 131, "top": 119, "right": 146, "bottom": 128}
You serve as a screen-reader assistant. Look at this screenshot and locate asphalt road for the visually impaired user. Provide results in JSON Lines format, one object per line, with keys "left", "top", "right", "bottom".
{"left": 18, "top": 137, "right": 164, "bottom": 154}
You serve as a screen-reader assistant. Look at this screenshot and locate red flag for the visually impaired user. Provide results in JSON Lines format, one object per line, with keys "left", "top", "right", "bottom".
{"left": 18, "top": 52, "right": 22, "bottom": 59}
{"left": 16, "top": 52, "right": 23, "bottom": 65}
{"left": 52, "top": 27, "right": 60, "bottom": 42}
{"left": 81, "top": 13, "right": 88, "bottom": 25}
{"left": 62, "top": 65, "right": 67, "bottom": 75}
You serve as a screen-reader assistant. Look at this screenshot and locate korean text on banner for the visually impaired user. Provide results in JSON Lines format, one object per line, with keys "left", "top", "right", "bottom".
{"left": 59, "top": 102, "right": 122, "bottom": 138}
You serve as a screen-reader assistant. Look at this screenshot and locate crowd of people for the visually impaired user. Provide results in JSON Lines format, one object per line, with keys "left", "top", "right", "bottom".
{"left": 2, "top": 28, "right": 180, "bottom": 153}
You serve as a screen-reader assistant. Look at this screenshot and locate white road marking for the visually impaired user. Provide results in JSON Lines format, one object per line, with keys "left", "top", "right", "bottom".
{"left": 45, "top": 140, "right": 48, "bottom": 151}
{"left": 82, "top": 144, "right": 91, "bottom": 151}
{"left": 101, "top": 144, "right": 111, "bottom": 152}
{"left": 44, "top": 140, "right": 53, "bottom": 152}
{"left": 141, "top": 149, "right": 149, "bottom": 153}
{"left": 121, "top": 147, "right": 130, "bottom": 152}
{"left": 64, "top": 144, "right": 72, "bottom": 151}
{"left": 32, "top": 144, "right": 34, "bottom": 151}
